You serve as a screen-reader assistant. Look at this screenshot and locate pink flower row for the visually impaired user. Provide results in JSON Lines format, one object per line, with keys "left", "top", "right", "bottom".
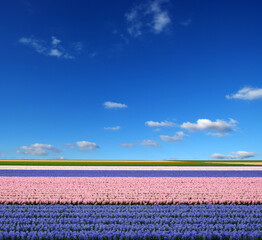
{"left": 0, "top": 177, "right": 261, "bottom": 204}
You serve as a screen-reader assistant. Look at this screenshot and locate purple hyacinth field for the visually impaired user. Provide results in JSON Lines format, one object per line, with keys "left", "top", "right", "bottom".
{"left": 0, "top": 168, "right": 262, "bottom": 239}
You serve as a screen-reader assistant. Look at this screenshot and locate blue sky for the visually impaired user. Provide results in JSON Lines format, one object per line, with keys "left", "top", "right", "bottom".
{"left": 0, "top": 0, "right": 262, "bottom": 160}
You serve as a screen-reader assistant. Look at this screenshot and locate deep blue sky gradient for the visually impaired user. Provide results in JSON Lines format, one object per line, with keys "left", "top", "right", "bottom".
{"left": 0, "top": 0, "right": 261, "bottom": 160}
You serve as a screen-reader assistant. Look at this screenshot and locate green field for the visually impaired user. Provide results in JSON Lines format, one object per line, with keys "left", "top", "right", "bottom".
{"left": 0, "top": 160, "right": 262, "bottom": 166}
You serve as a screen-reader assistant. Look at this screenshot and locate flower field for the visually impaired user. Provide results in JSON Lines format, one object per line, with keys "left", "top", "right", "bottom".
{"left": 0, "top": 177, "right": 261, "bottom": 205}
{"left": 0, "top": 204, "right": 262, "bottom": 239}
{"left": 1, "top": 169, "right": 262, "bottom": 177}
{"left": 0, "top": 168, "right": 262, "bottom": 239}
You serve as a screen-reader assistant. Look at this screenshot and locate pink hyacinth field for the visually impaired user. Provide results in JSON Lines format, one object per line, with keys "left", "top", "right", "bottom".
{"left": 0, "top": 177, "right": 261, "bottom": 205}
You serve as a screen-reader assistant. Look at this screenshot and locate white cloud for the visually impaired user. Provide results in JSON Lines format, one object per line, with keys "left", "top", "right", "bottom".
{"left": 19, "top": 36, "right": 76, "bottom": 59}
{"left": 103, "top": 101, "right": 128, "bottom": 109}
{"left": 127, "top": 22, "right": 143, "bottom": 37}
{"left": 145, "top": 120, "right": 175, "bottom": 127}
{"left": 49, "top": 49, "right": 63, "bottom": 57}
{"left": 16, "top": 143, "right": 61, "bottom": 156}
{"left": 19, "top": 37, "right": 47, "bottom": 54}
{"left": 126, "top": 0, "right": 171, "bottom": 37}
{"left": 210, "top": 153, "right": 227, "bottom": 159}
{"left": 120, "top": 143, "right": 136, "bottom": 147}
{"left": 226, "top": 87, "right": 262, "bottom": 100}
{"left": 234, "top": 151, "right": 256, "bottom": 159}
{"left": 104, "top": 126, "right": 121, "bottom": 131}
{"left": 76, "top": 141, "right": 99, "bottom": 152}
{"left": 126, "top": 9, "right": 138, "bottom": 22}
{"left": 206, "top": 132, "right": 230, "bottom": 137}
{"left": 141, "top": 139, "right": 159, "bottom": 147}
{"left": 63, "top": 53, "right": 75, "bottom": 59}
{"left": 180, "top": 118, "right": 237, "bottom": 136}
{"left": 211, "top": 151, "right": 256, "bottom": 160}
{"left": 160, "top": 131, "right": 188, "bottom": 142}
{"left": 153, "top": 11, "right": 171, "bottom": 33}
{"left": 51, "top": 36, "right": 61, "bottom": 45}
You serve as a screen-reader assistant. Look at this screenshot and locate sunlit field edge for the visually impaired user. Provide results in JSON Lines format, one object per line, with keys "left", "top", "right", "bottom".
{"left": 1, "top": 160, "right": 262, "bottom": 166}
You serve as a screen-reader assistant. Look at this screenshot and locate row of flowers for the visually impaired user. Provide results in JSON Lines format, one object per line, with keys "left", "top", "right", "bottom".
{"left": 0, "top": 205, "right": 261, "bottom": 239}
{"left": 0, "top": 177, "right": 261, "bottom": 205}
{"left": 1, "top": 170, "right": 262, "bottom": 177}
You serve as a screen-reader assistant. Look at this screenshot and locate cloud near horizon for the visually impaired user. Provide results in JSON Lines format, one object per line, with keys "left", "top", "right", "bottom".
{"left": 160, "top": 131, "right": 188, "bottom": 142}
{"left": 104, "top": 126, "right": 121, "bottom": 130}
{"left": 145, "top": 120, "right": 175, "bottom": 127}
{"left": 15, "top": 143, "right": 61, "bottom": 156}
{"left": 211, "top": 151, "right": 256, "bottom": 160}
{"left": 180, "top": 118, "right": 237, "bottom": 136}
{"left": 120, "top": 143, "right": 136, "bottom": 147}
{"left": 226, "top": 87, "right": 262, "bottom": 100}
{"left": 125, "top": 0, "right": 171, "bottom": 37}
{"left": 141, "top": 139, "right": 160, "bottom": 147}
{"left": 75, "top": 141, "right": 99, "bottom": 152}
{"left": 103, "top": 101, "right": 128, "bottom": 109}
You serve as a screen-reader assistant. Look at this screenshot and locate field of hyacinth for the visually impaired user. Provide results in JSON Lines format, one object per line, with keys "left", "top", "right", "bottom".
{"left": 0, "top": 168, "right": 262, "bottom": 239}
{"left": 1, "top": 204, "right": 262, "bottom": 239}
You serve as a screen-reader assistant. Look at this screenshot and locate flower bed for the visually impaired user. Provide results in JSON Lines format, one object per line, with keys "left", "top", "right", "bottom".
{"left": 0, "top": 204, "right": 261, "bottom": 239}
{"left": 0, "top": 177, "right": 261, "bottom": 205}
{"left": 1, "top": 169, "right": 262, "bottom": 177}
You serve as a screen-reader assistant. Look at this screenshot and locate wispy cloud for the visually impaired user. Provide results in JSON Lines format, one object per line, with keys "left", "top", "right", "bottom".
{"left": 211, "top": 151, "right": 256, "bottom": 160}
{"left": 145, "top": 120, "right": 175, "bottom": 127}
{"left": 153, "top": 12, "right": 170, "bottom": 33}
{"left": 125, "top": 0, "right": 171, "bottom": 37}
{"left": 104, "top": 126, "right": 121, "bottom": 131}
{"left": 76, "top": 141, "right": 99, "bottom": 152}
{"left": 16, "top": 143, "right": 61, "bottom": 156}
{"left": 65, "top": 141, "right": 99, "bottom": 152}
{"left": 160, "top": 131, "right": 188, "bottom": 142}
{"left": 226, "top": 87, "right": 262, "bottom": 100}
{"left": 103, "top": 101, "right": 128, "bottom": 109}
{"left": 141, "top": 139, "right": 160, "bottom": 147}
{"left": 72, "top": 42, "right": 84, "bottom": 52}
{"left": 19, "top": 37, "right": 47, "bottom": 54}
{"left": 120, "top": 143, "right": 136, "bottom": 147}
{"left": 180, "top": 118, "right": 237, "bottom": 136}
{"left": 49, "top": 48, "right": 63, "bottom": 57}
{"left": 19, "top": 36, "right": 75, "bottom": 59}
{"left": 51, "top": 36, "right": 61, "bottom": 45}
